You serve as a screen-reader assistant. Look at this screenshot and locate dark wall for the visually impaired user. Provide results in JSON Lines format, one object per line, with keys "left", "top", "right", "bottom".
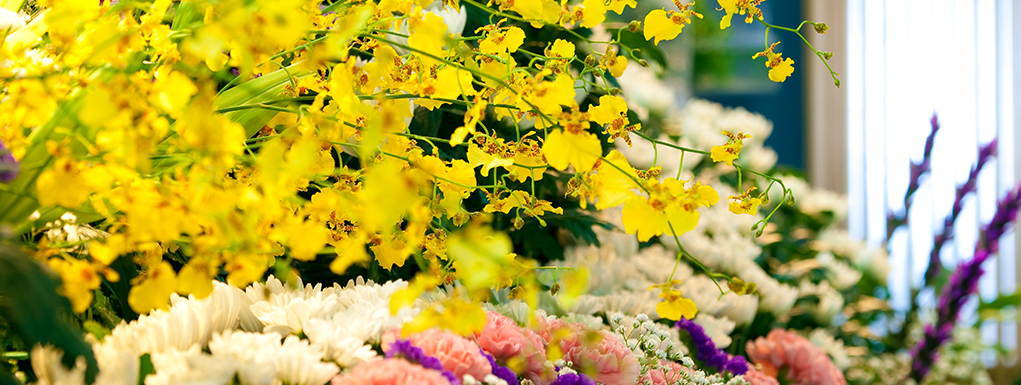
{"left": 692, "top": 0, "right": 804, "bottom": 169}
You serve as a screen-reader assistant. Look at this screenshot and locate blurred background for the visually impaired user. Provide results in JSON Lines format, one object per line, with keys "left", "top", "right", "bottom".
{"left": 665, "top": 0, "right": 1021, "bottom": 381}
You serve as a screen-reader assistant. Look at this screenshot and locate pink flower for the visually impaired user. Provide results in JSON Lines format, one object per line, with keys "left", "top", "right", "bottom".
{"left": 746, "top": 329, "right": 845, "bottom": 385}
{"left": 639, "top": 361, "right": 694, "bottom": 385}
{"left": 475, "top": 311, "right": 549, "bottom": 384}
{"left": 741, "top": 363, "right": 780, "bottom": 385}
{"left": 382, "top": 329, "right": 492, "bottom": 380}
{"left": 332, "top": 358, "right": 451, "bottom": 385}
{"left": 553, "top": 323, "right": 640, "bottom": 385}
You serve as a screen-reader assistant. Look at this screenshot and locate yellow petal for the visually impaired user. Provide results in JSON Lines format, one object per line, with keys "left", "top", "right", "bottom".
{"left": 541, "top": 130, "right": 601, "bottom": 172}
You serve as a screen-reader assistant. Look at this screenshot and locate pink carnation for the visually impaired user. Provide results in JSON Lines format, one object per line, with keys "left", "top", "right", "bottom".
{"left": 746, "top": 329, "right": 845, "bottom": 385}
{"left": 554, "top": 324, "right": 640, "bottom": 385}
{"left": 332, "top": 358, "right": 451, "bottom": 385}
{"left": 741, "top": 363, "right": 780, "bottom": 385}
{"left": 638, "top": 360, "right": 694, "bottom": 385}
{"left": 382, "top": 329, "right": 492, "bottom": 380}
{"left": 475, "top": 311, "right": 549, "bottom": 384}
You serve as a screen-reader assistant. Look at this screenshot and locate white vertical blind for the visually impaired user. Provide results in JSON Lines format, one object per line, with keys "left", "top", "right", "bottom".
{"left": 846, "top": 0, "right": 1018, "bottom": 358}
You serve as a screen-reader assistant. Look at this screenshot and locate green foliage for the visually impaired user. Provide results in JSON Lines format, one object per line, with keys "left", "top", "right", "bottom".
{"left": 0, "top": 232, "right": 97, "bottom": 384}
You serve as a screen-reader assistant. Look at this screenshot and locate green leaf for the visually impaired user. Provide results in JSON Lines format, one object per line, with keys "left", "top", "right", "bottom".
{"left": 0, "top": 233, "right": 97, "bottom": 383}
{"left": 0, "top": 361, "right": 20, "bottom": 385}
{"left": 136, "top": 353, "right": 153, "bottom": 385}
{"left": 978, "top": 290, "right": 1021, "bottom": 313}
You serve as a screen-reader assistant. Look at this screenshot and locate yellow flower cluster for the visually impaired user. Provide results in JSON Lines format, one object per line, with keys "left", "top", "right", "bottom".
{"left": 0, "top": 0, "right": 824, "bottom": 321}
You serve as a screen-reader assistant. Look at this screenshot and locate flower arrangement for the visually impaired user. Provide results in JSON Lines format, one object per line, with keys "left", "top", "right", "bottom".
{"left": 0, "top": 0, "right": 1015, "bottom": 384}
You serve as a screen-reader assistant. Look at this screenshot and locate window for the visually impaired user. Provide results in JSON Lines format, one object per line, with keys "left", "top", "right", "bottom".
{"left": 844, "top": 0, "right": 1019, "bottom": 359}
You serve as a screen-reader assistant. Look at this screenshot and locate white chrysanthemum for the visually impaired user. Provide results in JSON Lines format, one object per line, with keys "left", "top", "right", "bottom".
{"left": 816, "top": 251, "right": 862, "bottom": 290}
{"left": 208, "top": 331, "right": 279, "bottom": 385}
{"left": 597, "top": 290, "right": 660, "bottom": 318}
{"left": 693, "top": 313, "right": 736, "bottom": 349}
{"left": 814, "top": 228, "right": 890, "bottom": 283}
{"left": 769, "top": 176, "right": 848, "bottom": 220}
{"left": 799, "top": 280, "right": 844, "bottom": 324}
{"left": 736, "top": 144, "right": 778, "bottom": 172}
{"left": 30, "top": 345, "right": 87, "bottom": 385}
{"left": 145, "top": 346, "right": 236, "bottom": 385}
{"left": 631, "top": 245, "right": 693, "bottom": 286}
{"left": 715, "top": 105, "right": 773, "bottom": 140}
{"left": 616, "top": 63, "right": 676, "bottom": 116}
{"left": 275, "top": 335, "right": 340, "bottom": 385}
{"left": 247, "top": 276, "right": 343, "bottom": 336}
{"left": 679, "top": 275, "right": 758, "bottom": 325}
{"left": 808, "top": 329, "right": 851, "bottom": 370}
{"left": 303, "top": 312, "right": 379, "bottom": 367}
{"left": 103, "top": 281, "right": 256, "bottom": 357}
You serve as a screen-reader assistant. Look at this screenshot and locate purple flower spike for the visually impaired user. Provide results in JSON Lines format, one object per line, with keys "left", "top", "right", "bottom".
{"left": 924, "top": 138, "right": 998, "bottom": 285}
{"left": 888, "top": 113, "right": 941, "bottom": 241}
{"left": 550, "top": 372, "right": 597, "bottom": 385}
{"left": 909, "top": 183, "right": 1021, "bottom": 382}
{"left": 0, "top": 139, "right": 19, "bottom": 184}
{"left": 387, "top": 340, "right": 461, "bottom": 385}
{"left": 675, "top": 318, "right": 747, "bottom": 375}
{"left": 480, "top": 349, "right": 519, "bottom": 385}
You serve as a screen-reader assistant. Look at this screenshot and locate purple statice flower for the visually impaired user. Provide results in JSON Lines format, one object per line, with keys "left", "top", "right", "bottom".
{"left": 909, "top": 184, "right": 1021, "bottom": 381}
{"left": 550, "top": 371, "right": 597, "bottom": 385}
{"left": 674, "top": 318, "right": 747, "bottom": 375}
{"left": 924, "top": 138, "right": 998, "bottom": 285}
{"left": 480, "top": 349, "right": 519, "bottom": 385}
{"left": 387, "top": 339, "right": 461, "bottom": 385}
{"left": 0, "top": 138, "right": 19, "bottom": 183}
{"left": 888, "top": 113, "right": 941, "bottom": 241}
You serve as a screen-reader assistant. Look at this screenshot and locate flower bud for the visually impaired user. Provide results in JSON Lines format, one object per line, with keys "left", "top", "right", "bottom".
{"left": 584, "top": 54, "right": 597, "bottom": 67}
{"left": 512, "top": 216, "right": 524, "bottom": 230}
{"left": 549, "top": 282, "right": 561, "bottom": 296}
{"left": 628, "top": 20, "right": 641, "bottom": 33}
{"left": 610, "top": 87, "right": 623, "bottom": 95}
{"left": 814, "top": 23, "right": 829, "bottom": 34}
{"left": 638, "top": 59, "right": 649, "bottom": 67}
{"left": 820, "top": 51, "right": 834, "bottom": 60}
{"left": 785, "top": 193, "right": 796, "bottom": 206}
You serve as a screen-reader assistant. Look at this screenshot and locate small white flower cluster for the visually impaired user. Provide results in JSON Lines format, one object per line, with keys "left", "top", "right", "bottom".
{"left": 29, "top": 275, "right": 418, "bottom": 385}
{"left": 35, "top": 211, "right": 109, "bottom": 247}
{"left": 609, "top": 313, "right": 748, "bottom": 385}
{"left": 815, "top": 228, "right": 891, "bottom": 284}
{"left": 845, "top": 326, "right": 993, "bottom": 385}
{"left": 610, "top": 313, "right": 685, "bottom": 359}
{"left": 768, "top": 176, "right": 848, "bottom": 220}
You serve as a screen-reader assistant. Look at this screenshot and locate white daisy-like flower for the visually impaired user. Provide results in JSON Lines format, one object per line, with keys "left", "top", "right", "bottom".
{"left": 103, "top": 281, "right": 255, "bottom": 356}
{"left": 799, "top": 280, "right": 844, "bottom": 324}
{"left": 275, "top": 335, "right": 340, "bottom": 385}
{"left": 145, "top": 345, "right": 236, "bottom": 385}
{"left": 30, "top": 345, "right": 87, "bottom": 385}
{"left": 816, "top": 251, "right": 862, "bottom": 290}
{"left": 303, "top": 313, "right": 379, "bottom": 367}
{"left": 247, "top": 276, "right": 342, "bottom": 336}
{"left": 207, "top": 331, "right": 279, "bottom": 385}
